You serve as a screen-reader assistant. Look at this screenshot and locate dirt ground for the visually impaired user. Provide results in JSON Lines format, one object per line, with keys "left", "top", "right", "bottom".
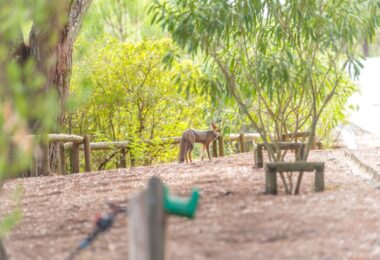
{"left": 2, "top": 148, "right": 380, "bottom": 260}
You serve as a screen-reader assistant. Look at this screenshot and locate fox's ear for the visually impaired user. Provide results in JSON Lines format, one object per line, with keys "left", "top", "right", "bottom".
{"left": 211, "top": 123, "right": 217, "bottom": 130}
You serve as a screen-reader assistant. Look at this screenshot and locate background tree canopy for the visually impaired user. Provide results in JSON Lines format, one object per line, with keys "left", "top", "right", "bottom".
{"left": 62, "top": 0, "right": 380, "bottom": 168}
{"left": 2, "top": 0, "right": 377, "bottom": 173}
{"left": 69, "top": 38, "right": 214, "bottom": 168}
{"left": 150, "top": 0, "right": 379, "bottom": 160}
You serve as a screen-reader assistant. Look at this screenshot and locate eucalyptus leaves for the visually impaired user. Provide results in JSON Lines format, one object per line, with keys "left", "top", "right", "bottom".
{"left": 151, "top": 0, "right": 379, "bottom": 160}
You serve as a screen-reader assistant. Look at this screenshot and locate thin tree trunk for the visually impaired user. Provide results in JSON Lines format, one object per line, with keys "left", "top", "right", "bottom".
{"left": 26, "top": 0, "right": 92, "bottom": 174}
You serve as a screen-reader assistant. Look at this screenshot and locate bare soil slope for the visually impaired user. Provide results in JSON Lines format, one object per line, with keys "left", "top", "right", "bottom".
{"left": 2, "top": 150, "right": 380, "bottom": 260}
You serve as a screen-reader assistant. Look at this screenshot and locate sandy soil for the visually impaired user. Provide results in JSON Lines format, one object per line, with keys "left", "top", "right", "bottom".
{"left": 1, "top": 150, "right": 380, "bottom": 260}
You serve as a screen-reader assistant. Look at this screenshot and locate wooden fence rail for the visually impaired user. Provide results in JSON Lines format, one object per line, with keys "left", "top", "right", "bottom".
{"left": 26, "top": 131, "right": 312, "bottom": 176}
{"left": 56, "top": 133, "right": 260, "bottom": 175}
{"left": 46, "top": 134, "right": 85, "bottom": 175}
{"left": 48, "top": 134, "right": 84, "bottom": 143}
{"left": 63, "top": 134, "right": 260, "bottom": 151}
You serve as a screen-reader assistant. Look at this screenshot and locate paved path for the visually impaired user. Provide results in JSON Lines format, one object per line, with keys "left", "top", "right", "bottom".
{"left": 335, "top": 57, "right": 380, "bottom": 149}
{"left": 338, "top": 59, "right": 380, "bottom": 187}
{"left": 349, "top": 56, "right": 380, "bottom": 136}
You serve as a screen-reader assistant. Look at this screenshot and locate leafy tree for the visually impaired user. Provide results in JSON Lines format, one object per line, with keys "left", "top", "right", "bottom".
{"left": 0, "top": 1, "right": 68, "bottom": 258}
{"left": 365, "top": 28, "right": 380, "bottom": 56}
{"left": 97, "top": 0, "right": 162, "bottom": 41}
{"left": 5, "top": 0, "right": 92, "bottom": 174}
{"left": 11, "top": 1, "right": 92, "bottom": 132}
{"left": 68, "top": 38, "right": 210, "bottom": 168}
{"left": 151, "top": 0, "right": 379, "bottom": 161}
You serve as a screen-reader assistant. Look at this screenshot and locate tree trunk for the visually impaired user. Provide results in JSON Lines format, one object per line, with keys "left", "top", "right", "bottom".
{"left": 26, "top": 0, "right": 92, "bottom": 174}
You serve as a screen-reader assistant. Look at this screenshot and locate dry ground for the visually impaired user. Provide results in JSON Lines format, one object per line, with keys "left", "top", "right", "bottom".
{"left": 1, "top": 150, "right": 380, "bottom": 260}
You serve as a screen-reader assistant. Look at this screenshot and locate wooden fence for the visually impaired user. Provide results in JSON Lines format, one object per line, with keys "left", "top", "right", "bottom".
{"left": 40, "top": 133, "right": 259, "bottom": 175}
{"left": 26, "top": 131, "right": 312, "bottom": 176}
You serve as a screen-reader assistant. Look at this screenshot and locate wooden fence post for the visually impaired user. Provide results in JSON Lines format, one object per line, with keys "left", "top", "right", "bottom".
{"left": 212, "top": 140, "right": 218, "bottom": 158}
{"left": 300, "top": 143, "right": 305, "bottom": 160}
{"left": 84, "top": 135, "right": 91, "bottom": 172}
{"left": 295, "top": 143, "right": 306, "bottom": 161}
{"left": 130, "top": 151, "right": 136, "bottom": 167}
{"left": 315, "top": 164, "right": 325, "bottom": 192}
{"left": 295, "top": 146, "right": 301, "bottom": 161}
{"left": 70, "top": 143, "right": 80, "bottom": 174}
{"left": 0, "top": 239, "right": 7, "bottom": 260}
{"left": 254, "top": 145, "right": 264, "bottom": 168}
{"left": 58, "top": 142, "right": 66, "bottom": 175}
{"left": 29, "top": 139, "right": 44, "bottom": 177}
{"left": 119, "top": 149, "right": 127, "bottom": 168}
{"left": 218, "top": 136, "right": 224, "bottom": 157}
{"left": 239, "top": 133, "right": 245, "bottom": 153}
{"left": 30, "top": 155, "right": 37, "bottom": 177}
{"left": 129, "top": 177, "right": 166, "bottom": 260}
{"left": 41, "top": 135, "right": 50, "bottom": 176}
{"left": 265, "top": 165, "right": 277, "bottom": 195}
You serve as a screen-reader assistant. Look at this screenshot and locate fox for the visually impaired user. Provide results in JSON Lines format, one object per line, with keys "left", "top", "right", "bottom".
{"left": 178, "top": 123, "right": 221, "bottom": 163}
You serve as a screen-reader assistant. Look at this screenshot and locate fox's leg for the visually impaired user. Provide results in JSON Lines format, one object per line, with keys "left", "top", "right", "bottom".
{"left": 188, "top": 144, "right": 193, "bottom": 162}
{"left": 183, "top": 139, "right": 189, "bottom": 163}
{"left": 206, "top": 143, "right": 211, "bottom": 160}
{"left": 187, "top": 136, "right": 194, "bottom": 163}
{"left": 201, "top": 144, "right": 206, "bottom": 161}
{"left": 185, "top": 142, "right": 189, "bottom": 163}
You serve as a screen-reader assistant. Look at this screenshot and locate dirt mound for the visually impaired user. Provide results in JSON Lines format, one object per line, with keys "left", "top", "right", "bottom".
{"left": 1, "top": 151, "right": 380, "bottom": 259}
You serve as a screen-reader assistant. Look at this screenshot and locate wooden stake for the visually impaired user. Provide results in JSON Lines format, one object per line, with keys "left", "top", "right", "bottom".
{"left": 119, "top": 149, "right": 127, "bottom": 168}
{"left": 0, "top": 239, "right": 7, "bottom": 260}
{"left": 239, "top": 133, "right": 245, "bottom": 153}
{"left": 84, "top": 135, "right": 91, "bottom": 172}
{"left": 218, "top": 136, "right": 224, "bottom": 157}
{"left": 130, "top": 151, "right": 136, "bottom": 167}
{"left": 58, "top": 142, "right": 66, "bottom": 175}
{"left": 265, "top": 165, "right": 277, "bottom": 195}
{"left": 315, "top": 165, "right": 325, "bottom": 192}
{"left": 254, "top": 146, "right": 264, "bottom": 168}
{"left": 70, "top": 143, "right": 80, "bottom": 174}
{"left": 41, "top": 135, "right": 50, "bottom": 176}
{"left": 30, "top": 145, "right": 39, "bottom": 177}
{"left": 129, "top": 177, "right": 166, "bottom": 260}
{"left": 212, "top": 140, "right": 218, "bottom": 158}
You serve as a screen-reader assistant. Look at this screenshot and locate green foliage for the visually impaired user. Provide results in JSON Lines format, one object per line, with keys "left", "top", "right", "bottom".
{"left": 69, "top": 38, "right": 211, "bottom": 168}
{"left": 0, "top": 0, "right": 59, "bottom": 241}
{"left": 151, "top": 0, "right": 379, "bottom": 160}
{"left": 366, "top": 28, "right": 380, "bottom": 57}
{"left": 78, "top": 0, "right": 163, "bottom": 43}
{"left": 317, "top": 76, "right": 358, "bottom": 145}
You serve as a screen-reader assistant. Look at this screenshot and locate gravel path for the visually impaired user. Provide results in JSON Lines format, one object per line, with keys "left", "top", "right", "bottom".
{"left": 1, "top": 149, "right": 380, "bottom": 260}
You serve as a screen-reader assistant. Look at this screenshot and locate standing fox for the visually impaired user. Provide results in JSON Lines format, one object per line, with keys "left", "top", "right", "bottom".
{"left": 178, "top": 123, "right": 220, "bottom": 163}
